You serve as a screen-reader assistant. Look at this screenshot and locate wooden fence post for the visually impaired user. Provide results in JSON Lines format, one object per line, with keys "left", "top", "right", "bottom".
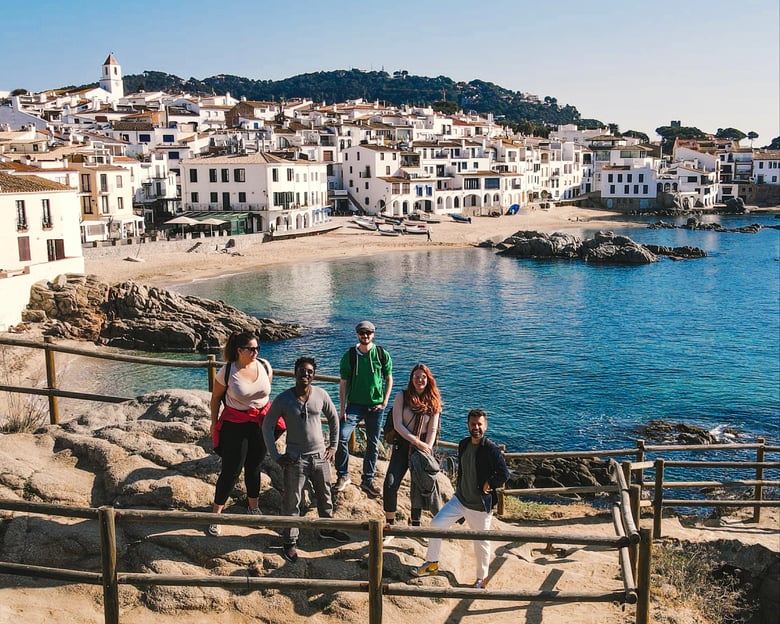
{"left": 754, "top": 438, "right": 765, "bottom": 523}
{"left": 629, "top": 484, "right": 641, "bottom": 580}
{"left": 43, "top": 336, "right": 59, "bottom": 425}
{"left": 98, "top": 506, "right": 119, "bottom": 624}
{"left": 635, "top": 439, "right": 646, "bottom": 490}
{"left": 367, "top": 518, "right": 383, "bottom": 624}
{"left": 207, "top": 355, "right": 216, "bottom": 392}
{"left": 636, "top": 526, "right": 653, "bottom": 624}
{"left": 653, "top": 459, "right": 664, "bottom": 539}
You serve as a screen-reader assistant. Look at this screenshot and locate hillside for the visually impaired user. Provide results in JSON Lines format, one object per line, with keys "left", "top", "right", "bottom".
{"left": 80, "top": 69, "right": 601, "bottom": 134}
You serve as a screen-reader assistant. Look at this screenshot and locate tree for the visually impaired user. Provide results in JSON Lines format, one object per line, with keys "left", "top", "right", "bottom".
{"left": 10, "top": 88, "right": 28, "bottom": 96}
{"left": 655, "top": 125, "right": 708, "bottom": 155}
{"left": 768, "top": 137, "right": 780, "bottom": 150}
{"left": 715, "top": 127, "right": 747, "bottom": 141}
{"left": 623, "top": 130, "right": 650, "bottom": 143}
{"left": 432, "top": 100, "right": 457, "bottom": 115}
{"left": 747, "top": 131, "right": 758, "bottom": 146}
{"left": 608, "top": 123, "right": 620, "bottom": 136}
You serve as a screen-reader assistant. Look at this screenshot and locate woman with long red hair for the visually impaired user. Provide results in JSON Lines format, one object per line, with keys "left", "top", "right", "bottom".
{"left": 382, "top": 363, "right": 441, "bottom": 533}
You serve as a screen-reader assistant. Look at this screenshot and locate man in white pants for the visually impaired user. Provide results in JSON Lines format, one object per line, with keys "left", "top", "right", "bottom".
{"left": 410, "top": 409, "right": 510, "bottom": 588}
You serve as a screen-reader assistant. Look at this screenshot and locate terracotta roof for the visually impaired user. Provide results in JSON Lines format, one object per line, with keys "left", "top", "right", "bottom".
{"left": 0, "top": 171, "right": 72, "bottom": 193}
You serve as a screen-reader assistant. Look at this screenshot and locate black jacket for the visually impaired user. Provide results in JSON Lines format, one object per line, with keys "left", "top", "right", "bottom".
{"left": 457, "top": 436, "right": 510, "bottom": 513}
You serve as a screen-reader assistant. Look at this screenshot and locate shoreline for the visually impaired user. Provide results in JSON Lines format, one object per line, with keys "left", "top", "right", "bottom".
{"left": 84, "top": 206, "right": 643, "bottom": 288}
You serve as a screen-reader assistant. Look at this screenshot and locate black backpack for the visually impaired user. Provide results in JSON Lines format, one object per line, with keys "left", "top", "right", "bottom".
{"left": 347, "top": 345, "right": 388, "bottom": 381}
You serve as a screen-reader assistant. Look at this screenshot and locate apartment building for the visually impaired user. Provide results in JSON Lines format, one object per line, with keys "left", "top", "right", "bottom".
{"left": 0, "top": 171, "right": 84, "bottom": 330}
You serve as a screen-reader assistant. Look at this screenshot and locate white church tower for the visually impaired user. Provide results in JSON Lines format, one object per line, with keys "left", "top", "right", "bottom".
{"left": 99, "top": 53, "right": 124, "bottom": 101}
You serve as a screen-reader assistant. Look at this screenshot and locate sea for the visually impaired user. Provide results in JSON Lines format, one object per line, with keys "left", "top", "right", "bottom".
{"left": 86, "top": 214, "right": 780, "bottom": 459}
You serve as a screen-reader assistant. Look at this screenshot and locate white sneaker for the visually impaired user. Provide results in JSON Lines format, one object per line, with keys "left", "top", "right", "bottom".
{"left": 334, "top": 475, "right": 351, "bottom": 492}
{"left": 208, "top": 524, "right": 221, "bottom": 537}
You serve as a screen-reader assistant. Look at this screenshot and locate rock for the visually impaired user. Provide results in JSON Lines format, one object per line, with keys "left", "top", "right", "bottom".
{"left": 645, "top": 244, "right": 707, "bottom": 259}
{"left": 580, "top": 231, "right": 657, "bottom": 264}
{"left": 24, "top": 274, "right": 302, "bottom": 353}
{"left": 505, "top": 457, "right": 612, "bottom": 493}
{"left": 634, "top": 419, "right": 719, "bottom": 445}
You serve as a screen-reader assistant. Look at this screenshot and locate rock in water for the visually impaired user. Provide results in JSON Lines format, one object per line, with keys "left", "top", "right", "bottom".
{"left": 26, "top": 274, "right": 302, "bottom": 352}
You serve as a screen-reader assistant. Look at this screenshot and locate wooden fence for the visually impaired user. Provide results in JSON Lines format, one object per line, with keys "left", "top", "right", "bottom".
{"left": 1, "top": 335, "right": 778, "bottom": 623}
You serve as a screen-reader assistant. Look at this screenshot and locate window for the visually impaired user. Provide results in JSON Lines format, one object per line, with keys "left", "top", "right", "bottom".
{"left": 687, "top": 176, "right": 697, "bottom": 183}
{"left": 638, "top": 174, "right": 644, "bottom": 182}
{"left": 209, "top": 168, "right": 217, "bottom": 183}
{"left": 238, "top": 191, "right": 246, "bottom": 203}
{"left": 234, "top": 168, "right": 245, "bottom": 182}
{"left": 643, "top": 185, "right": 648, "bottom": 194}
{"left": 16, "top": 200, "right": 27, "bottom": 229}
{"left": 169, "top": 151, "right": 180, "bottom": 160}
{"left": 624, "top": 185, "right": 629, "bottom": 194}
{"left": 627, "top": 174, "right": 633, "bottom": 182}
{"left": 464, "top": 178, "right": 480, "bottom": 190}
{"left": 18, "top": 236, "right": 31, "bottom": 262}
{"left": 139, "top": 134, "right": 151, "bottom": 143}
{"left": 287, "top": 168, "right": 293, "bottom": 181}
{"left": 273, "top": 191, "right": 294, "bottom": 207}
{"left": 485, "top": 178, "right": 500, "bottom": 190}
{"left": 100, "top": 174, "right": 108, "bottom": 192}
{"left": 189, "top": 169, "right": 198, "bottom": 183}
{"left": 617, "top": 174, "right": 623, "bottom": 183}
{"left": 608, "top": 174, "right": 613, "bottom": 183}
{"left": 633, "top": 185, "right": 639, "bottom": 194}
{"left": 272, "top": 168, "right": 279, "bottom": 182}
{"left": 609, "top": 185, "right": 615, "bottom": 194}
{"left": 101, "top": 196, "right": 109, "bottom": 214}
{"left": 117, "top": 197, "right": 124, "bottom": 211}
{"left": 386, "top": 166, "right": 390, "bottom": 174}
{"left": 759, "top": 162, "right": 764, "bottom": 169}
{"left": 81, "top": 196, "right": 92, "bottom": 214}
{"left": 210, "top": 192, "right": 218, "bottom": 203}
{"left": 116, "top": 175, "right": 123, "bottom": 188}
{"left": 191, "top": 192, "right": 199, "bottom": 203}
{"left": 163, "top": 134, "right": 174, "bottom": 142}
{"left": 41, "top": 199, "right": 52, "bottom": 228}
{"left": 80, "top": 173, "right": 91, "bottom": 192}
{"left": 221, "top": 169, "right": 229, "bottom": 183}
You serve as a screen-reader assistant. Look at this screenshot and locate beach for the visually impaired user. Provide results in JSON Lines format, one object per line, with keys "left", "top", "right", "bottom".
{"left": 84, "top": 206, "right": 637, "bottom": 287}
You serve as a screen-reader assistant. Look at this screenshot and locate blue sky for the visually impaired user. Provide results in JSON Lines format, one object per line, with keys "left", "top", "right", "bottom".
{"left": 3, "top": 0, "right": 778, "bottom": 144}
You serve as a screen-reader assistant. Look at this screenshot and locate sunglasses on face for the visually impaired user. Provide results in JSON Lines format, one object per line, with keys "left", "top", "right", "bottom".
{"left": 239, "top": 346, "right": 259, "bottom": 353}
{"left": 357, "top": 331, "right": 374, "bottom": 337}
{"left": 297, "top": 368, "right": 315, "bottom": 377}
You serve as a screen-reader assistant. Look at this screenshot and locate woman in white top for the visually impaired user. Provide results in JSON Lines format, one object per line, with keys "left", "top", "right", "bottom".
{"left": 208, "top": 331, "right": 273, "bottom": 536}
{"left": 382, "top": 363, "right": 441, "bottom": 530}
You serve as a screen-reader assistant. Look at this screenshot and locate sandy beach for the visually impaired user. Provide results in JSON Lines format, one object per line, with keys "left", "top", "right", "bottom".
{"left": 84, "top": 206, "right": 639, "bottom": 287}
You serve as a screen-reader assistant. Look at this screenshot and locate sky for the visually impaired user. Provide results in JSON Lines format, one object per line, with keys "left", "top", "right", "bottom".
{"left": 3, "top": 0, "right": 778, "bottom": 145}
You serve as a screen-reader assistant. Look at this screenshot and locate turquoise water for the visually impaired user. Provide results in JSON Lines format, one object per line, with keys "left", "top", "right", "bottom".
{"left": 102, "top": 215, "right": 780, "bottom": 453}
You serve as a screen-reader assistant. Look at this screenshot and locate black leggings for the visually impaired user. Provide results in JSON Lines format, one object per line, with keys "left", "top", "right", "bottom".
{"left": 213, "top": 420, "right": 266, "bottom": 506}
{"left": 382, "top": 438, "right": 421, "bottom": 523}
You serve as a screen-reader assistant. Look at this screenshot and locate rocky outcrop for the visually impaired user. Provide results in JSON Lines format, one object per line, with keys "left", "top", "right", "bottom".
{"left": 24, "top": 274, "right": 301, "bottom": 352}
{"left": 494, "top": 230, "right": 700, "bottom": 265}
{"left": 633, "top": 419, "right": 721, "bottom": 445}
{"left": 506, "top": 457, "right": 613, "bottom": 493}
{"left": 644, "top": 244, "right": 708, "bottom": 259}
{"left": 649, "top": 218, "right": 771, "bottom": 233}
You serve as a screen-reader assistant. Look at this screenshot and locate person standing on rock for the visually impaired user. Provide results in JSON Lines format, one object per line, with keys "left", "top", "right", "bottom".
{"left": 208, "top": 331, "right": 274, "bottom": 537}
{"left": 263, "top": 356, "right": 349, "bottom": 562}
{"left": 334, "top": 320, "right": 393, "bottom": 498}
{"left": 410, "top": 409, "right": 509, "bottom": 589}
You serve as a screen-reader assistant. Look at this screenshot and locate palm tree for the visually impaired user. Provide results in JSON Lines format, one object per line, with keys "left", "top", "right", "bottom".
{"left": 747, "top": 131, "right": 758, "bottom": 147}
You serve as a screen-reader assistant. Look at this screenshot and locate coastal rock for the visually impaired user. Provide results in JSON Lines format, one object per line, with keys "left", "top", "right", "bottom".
{"left": 644, "top": 244, "right": 708, "bottom": 259}
{"left": 506, "top": 457, "right": 612, "bottom": 494}
{"left": 634, "top": 419, "right": 719, "bottom": 445}
{"left": 25, "top": 274, "right": 302, "bottom": 352}
{"left": 648, "top": 218, "right": 765, "bottom": 234}
{"left": 497, "top": 230, "right": 664, "bottom": 265}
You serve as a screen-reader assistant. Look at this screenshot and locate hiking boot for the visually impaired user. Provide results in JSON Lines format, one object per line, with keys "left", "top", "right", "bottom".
{"left": 207, "top": 524, "right": 221, "bottom": 537}
{"left": 474, "top": 578, "right": 487, "bottom": 589}
{"left": 334, "top": 475, "right": 351, "bottom": 492}
{"left": 282, "top": 543, "right": 298, "bottom": 563}
{"left": 360, "top": 480, "right": 381, "bottom": 498}
{"left": 319, "top": 529, "right": 350, "bottom": 543}
{"left": 410, "top": 561, "right": 439, "bottom": 578}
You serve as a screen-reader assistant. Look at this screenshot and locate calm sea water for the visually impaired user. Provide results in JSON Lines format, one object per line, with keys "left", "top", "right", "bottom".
{"left": 91, "top": 215, "right": 780, "bottom": 455}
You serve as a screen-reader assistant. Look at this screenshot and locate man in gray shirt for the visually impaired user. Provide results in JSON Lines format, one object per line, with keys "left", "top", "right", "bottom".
{"left": 263, "top": 356, "right": 350, "bottom": 563}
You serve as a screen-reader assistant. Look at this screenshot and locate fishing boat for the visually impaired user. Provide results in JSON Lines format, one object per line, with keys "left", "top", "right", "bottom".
{"left": 382, "top": 214, "right": 405, "bottom": 225}
{"left": 377, "top": 225, "right": 402, "bottom": 236}
{"left": 404, "top": 223, "right": 430, "bottom": 235}
{"left": 352, "top": 216, "right": 378, "bottom": 231}
{"left": 450, "top": 213, "right": 472, "bottom": 224}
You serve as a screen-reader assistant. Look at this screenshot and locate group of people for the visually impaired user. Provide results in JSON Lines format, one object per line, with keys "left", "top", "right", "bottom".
{"left": 209, "top": 322, "right": 509, "bottom": 587}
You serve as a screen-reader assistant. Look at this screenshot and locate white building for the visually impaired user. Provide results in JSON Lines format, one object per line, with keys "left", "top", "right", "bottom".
{"left": 180, "top": 152, "right": 330, "bottom": 235}
{"left": 752, "top": 150, "right": 780, "bottom": 185}
{"left": 0, "top": 171, "right": 84, "bottom": 330}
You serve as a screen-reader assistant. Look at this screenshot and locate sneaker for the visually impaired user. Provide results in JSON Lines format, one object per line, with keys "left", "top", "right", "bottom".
{"left": 410, "top": 561, "right": 439, "bottom": 578}
{"left": 319, "top": 529, "right": 350, "bottom": 543}
{"left": 360, "top": 480, "right": 381, "bottom": 498}
{"left": 334, "top": 475, "right": 351, "bottom": 492}
{"left": 282, "top": 543, "right": 298, "bottom": 563}
{"left": 207, "top": 524, "right": 221, "bottom": 537}
{"left": 247, "top": 507, "right": 262, "bottom": 515}
{"left": 474, "top": 578, "right": 487, "bottom": 589}
{"left": 383, "top": 535, "right": 394, "bottom": 545}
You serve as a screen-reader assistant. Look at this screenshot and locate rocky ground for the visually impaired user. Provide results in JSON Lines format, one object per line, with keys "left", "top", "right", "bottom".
{"left": 0, "top": 386, "right": 777, "bottom": 624}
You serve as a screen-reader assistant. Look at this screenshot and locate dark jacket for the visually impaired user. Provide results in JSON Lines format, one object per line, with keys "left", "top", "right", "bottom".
{"left": 457, "top": 436, "right": 510, "bottom": 513}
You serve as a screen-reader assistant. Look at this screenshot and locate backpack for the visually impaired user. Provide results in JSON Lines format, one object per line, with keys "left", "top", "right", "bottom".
{"left": 221, "top": 358, "right": 271, "bottom": 405}
{"left": 347, "top": 345, "right": 388, "bottom": 380}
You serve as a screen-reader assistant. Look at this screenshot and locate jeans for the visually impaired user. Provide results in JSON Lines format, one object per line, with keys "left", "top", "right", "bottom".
{"left": 213, "top": 420, "right": 266, "bottom": 506}
{"left": 335, "top": 403, "right": 383, "bottom": 484}
{"left": 426, "top": 495, "right": 493, "bottom": 580}
{"left": 281, "top": 452, "right": 333, "bottom": 545}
